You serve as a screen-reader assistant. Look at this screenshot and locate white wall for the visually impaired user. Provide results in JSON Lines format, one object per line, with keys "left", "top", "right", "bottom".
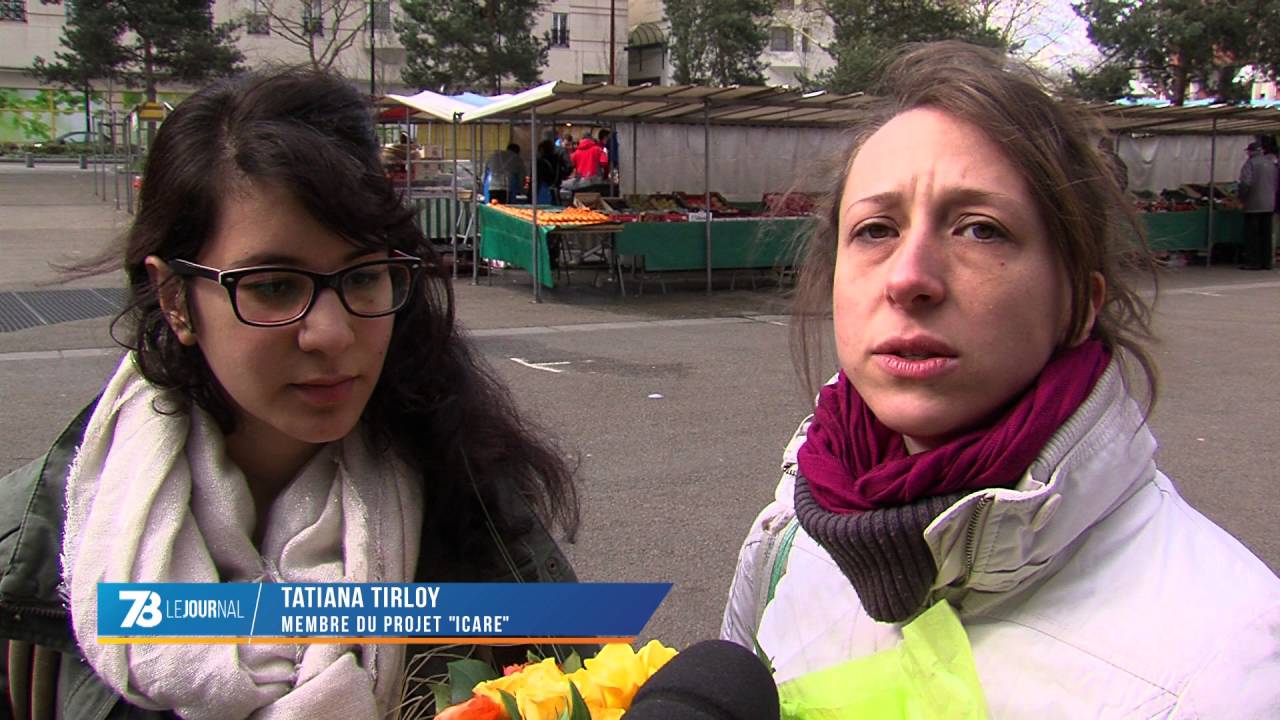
{"left": 620, "top": 122, "right": 847, "bottom": 200}
{"left": 539, "top": 0, "right": 629, "bottom": 84}
{"left": 1119, "top": 134, "right": 1254, "bottom": 194}
{"left": 0, "top": 1, "right": 70, "bottom": 90}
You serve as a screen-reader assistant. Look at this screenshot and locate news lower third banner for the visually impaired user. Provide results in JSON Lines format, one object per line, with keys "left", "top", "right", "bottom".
{"left": 98, "top": 583, "right": 671, "bottom": 645}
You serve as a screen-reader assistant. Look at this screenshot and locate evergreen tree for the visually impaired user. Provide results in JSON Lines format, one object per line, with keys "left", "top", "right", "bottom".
{"left": 820, "top": 0, "right": 1003, "bottom": 93}
{"left": 30, "top": 0, "right": 124, "bottom": 130}
{"left": 664, "top": 0, "right": 771, "bottom": 86}
{"left": 397, "top": 0, "right": 548, "bottom": 93}
{"left": 1065, "top": 62, "right": 1134, "bottom": 102}
{"left": 1074, "top": 0, "right": 1250, "bottom": 105}
{"left": 32, "top": 0, "right": 243, "bottom": 105}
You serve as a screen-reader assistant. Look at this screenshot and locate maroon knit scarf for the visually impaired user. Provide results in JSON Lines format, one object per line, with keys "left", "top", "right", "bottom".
{"left": 797, "top": 340, "right": 1111, "bottom": 513}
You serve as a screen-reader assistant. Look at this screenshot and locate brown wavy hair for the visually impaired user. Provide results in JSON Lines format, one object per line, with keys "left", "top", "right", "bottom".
{"left": 90, "top": 68, "right": 578, "bottom": 575}
{"left": 792, "top": 42, "right": 1158, "bottom": 408}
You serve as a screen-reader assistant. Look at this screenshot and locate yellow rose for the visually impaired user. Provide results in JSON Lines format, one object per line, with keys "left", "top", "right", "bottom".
{"left": 474, "top": 645, "right": 680, "bottom": 719}
{"left": 635, "top": 640, "right": 678, "bottom": 677}
{"left": 514, "top": 669, "right": 570, "bottom": 720}
{"left": 474, "top": 657, "right": 567, "bottom": 716}
{"left": 476, "top": 655, "right": 560, "bottom": 707}
{"left": 564, "top": 668, "right": 606, "bottom": 710}
{"left": 577, "top": 643, "right": 649, "bottom": 709}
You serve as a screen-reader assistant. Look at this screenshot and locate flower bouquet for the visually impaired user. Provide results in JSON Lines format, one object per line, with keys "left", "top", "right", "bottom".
{"left": 430, "top": 641, "right": 678, "bottom": 720}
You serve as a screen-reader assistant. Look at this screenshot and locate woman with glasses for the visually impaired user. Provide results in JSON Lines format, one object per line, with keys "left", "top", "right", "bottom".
{"left": 0, "top": 69, "right": 579, "bottom": 719}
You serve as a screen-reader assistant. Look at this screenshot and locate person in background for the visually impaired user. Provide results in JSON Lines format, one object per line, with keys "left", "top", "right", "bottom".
{"left": 485, "top": 142, "right": 526, "bottom": 203}
{"left": 569, "top": 132, "right": 609, "bottom": 193}
{"left": 598, "top": 128, "right": 620, "bottom": 194}
{"left": 722, "top": 41, "right": 1280, "bottom": 715}
{"left": 1237, "top": 140, "right": 1277, "bottom": 270}
{"left": 0, "top": 69, "right": 580, "bottom": 719}
{"left": 537, "top": 138, "right": 570, "bottom": 206}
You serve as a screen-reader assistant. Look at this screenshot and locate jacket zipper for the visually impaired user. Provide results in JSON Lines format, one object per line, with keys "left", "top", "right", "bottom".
{"left": 0, "top": 598, "right": 68, "bottom": 621}
{"left": 962, "top": 496, "right": 994, "bottom": 582}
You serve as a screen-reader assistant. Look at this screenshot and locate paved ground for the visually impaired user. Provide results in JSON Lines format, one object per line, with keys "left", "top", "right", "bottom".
{"left": 2, "top": 165, "right": 1278, "bottom": 648}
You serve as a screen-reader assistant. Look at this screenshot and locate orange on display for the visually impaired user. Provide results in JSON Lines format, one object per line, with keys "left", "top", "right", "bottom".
{"left": 489, "top": 201, "right": 611, "bottom": 227}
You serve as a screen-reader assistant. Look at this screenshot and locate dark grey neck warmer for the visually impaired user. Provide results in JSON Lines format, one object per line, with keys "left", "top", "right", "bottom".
{"left": 793, "top": 472, "right": 967, "bottom": 624}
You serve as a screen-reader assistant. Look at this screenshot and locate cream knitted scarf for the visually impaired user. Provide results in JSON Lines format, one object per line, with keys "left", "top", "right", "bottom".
{"left": 62, "top": 354, "right": 423, "bottom": 719}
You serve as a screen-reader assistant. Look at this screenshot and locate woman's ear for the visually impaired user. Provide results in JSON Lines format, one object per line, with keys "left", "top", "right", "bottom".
{"left": 1070, "top": 271, "right": 1106, "bottom": 347}
{"left": 144, "top": 256, "right": 197, "bottom": 346}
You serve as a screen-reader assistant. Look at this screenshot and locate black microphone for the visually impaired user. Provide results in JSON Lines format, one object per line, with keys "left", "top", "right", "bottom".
{"left": 624, "top": 639, "right": 780, "bottom": 720}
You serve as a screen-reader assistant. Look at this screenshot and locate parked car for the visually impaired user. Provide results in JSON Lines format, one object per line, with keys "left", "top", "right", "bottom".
{"left": 31, "top": 131, "right": 111, "bottom": 149}
{"left": 54, "top": 130, "right": 111, "bottom": 145}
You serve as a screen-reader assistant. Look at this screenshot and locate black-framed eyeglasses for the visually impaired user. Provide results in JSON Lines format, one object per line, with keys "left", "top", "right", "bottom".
{"left": 169, "top": 252, "right": 422, "bottom": 327}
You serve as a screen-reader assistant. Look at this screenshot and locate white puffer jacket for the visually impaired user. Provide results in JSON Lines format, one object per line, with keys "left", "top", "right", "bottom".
{"left": 722, "top": 363, "right": 1280, "bottom": 718}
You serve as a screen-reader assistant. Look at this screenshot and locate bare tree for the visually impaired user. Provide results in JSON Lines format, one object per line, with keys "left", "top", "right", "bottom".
{"left": 256, "top": 0, "right": 372, "bottom": 71}
{"left": 970, "top": 0, "right": 1078, "bottom": 69}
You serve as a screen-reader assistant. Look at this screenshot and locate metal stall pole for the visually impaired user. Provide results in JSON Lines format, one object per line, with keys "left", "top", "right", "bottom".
{"left": 531, "top": 107, "right": 542, "bottom": 303}
{"left": 474, "top": 124, "right": 485, "bottom": 285}
{"left": 112, "top": 110, "right": 120, "bottom": 210}
{"left": 609, "top": 120, "right": 619, "bottom": 196}
{"left": 451, "top": 113, "right": 461, "bottom": 279}
{"left": 100, "top": 112, "right": 109, "bottom": 203}
{"left": 468, "top": 123, "right": 479, "bottom": 279}
{"left": 704, "top": 102, "right": 712, "bottom": 295}
{"left": 92, "top": 112, "right": 100, "bottom": 197}
{"left": 124, "top": 113, "right": 134, "bottom": 214}
{"left": 631, "top": 121, "right": 638, "bottom": 195}
{"left": 1206, "top": 117, "right": 1218, "bottom": 266}
{"left": 403, "top": 111, "right": 412, "bottom": 199}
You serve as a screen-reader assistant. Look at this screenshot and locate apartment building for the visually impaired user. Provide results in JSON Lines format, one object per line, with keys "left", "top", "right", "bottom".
{"left": 626, "top": 0, "right": 833, "bottom": 87}
{"left": 0, "top": 0, "right": 627, "bottom": 141}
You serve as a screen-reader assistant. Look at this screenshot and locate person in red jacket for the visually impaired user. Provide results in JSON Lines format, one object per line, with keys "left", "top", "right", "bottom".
{"left": 570, "top": 134, "right": 608, "bottom": 185}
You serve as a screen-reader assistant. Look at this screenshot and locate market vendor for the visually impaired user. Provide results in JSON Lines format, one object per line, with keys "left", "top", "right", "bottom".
{"left": 485, "top": 142, "right": 525, "bottom": 203}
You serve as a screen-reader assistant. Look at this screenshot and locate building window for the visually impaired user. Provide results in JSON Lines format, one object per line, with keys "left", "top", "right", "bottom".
{"left": 302, "top": 0, "right": 323, "bottom": 36}
{"left": 0, "top": 0, "right": 26, "bottom": 22}
{"left": 246, "top": 0, "right": 270, "bottom": 35}
{"left": 370, "top": 0, "right": 390, "bottom": 32}
{"left": 769, "top": 26, "right": 793, "bottom": 52}
{"left": 246, "top": 13, "right": 269, "bottom": 33}
{"left": 550, "top": 12, "right": 569, "bottom": 47}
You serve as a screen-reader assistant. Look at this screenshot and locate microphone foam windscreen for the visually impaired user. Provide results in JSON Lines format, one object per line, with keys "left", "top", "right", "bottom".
{"left": 624, "top": 639, "right": 779, "bottom": 720}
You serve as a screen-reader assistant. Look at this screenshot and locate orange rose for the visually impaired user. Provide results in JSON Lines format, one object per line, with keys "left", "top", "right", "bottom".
{"left": 436, "top": 694, "right": 505, "bottom": 720}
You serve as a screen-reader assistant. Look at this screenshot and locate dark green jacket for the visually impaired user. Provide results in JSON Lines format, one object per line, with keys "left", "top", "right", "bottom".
{"left": 0, "top": 399, "right": 579, "bottom": 720}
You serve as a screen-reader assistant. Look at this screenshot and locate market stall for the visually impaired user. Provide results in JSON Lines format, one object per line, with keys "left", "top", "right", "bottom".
{"left": 478, "top": 195, "right": 813, "bottom": 292}
{"left": 455, "top": 81, "right": 875, "bottom": 300}
{"left": 1092, "top": 101, "right": 1280, "bottom": 261}
{"left": 1142, "top": 207, "right": 1243, "bottom": 252}
{"left": 390, "top": 83, "right": 1280, "bottom": 294}
{"left": 377, "top": 90, "right": 514, "bottom": 277}
{"left": 478, "top": 203, "right": 625, "bottom": 289}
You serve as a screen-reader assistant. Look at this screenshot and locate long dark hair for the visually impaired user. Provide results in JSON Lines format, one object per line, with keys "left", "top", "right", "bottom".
{"left": 92, "top": 68, "right": 578, "bottom": 573}
{"left": 792, "top": 42, "right": 1158, "bottom": 408}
